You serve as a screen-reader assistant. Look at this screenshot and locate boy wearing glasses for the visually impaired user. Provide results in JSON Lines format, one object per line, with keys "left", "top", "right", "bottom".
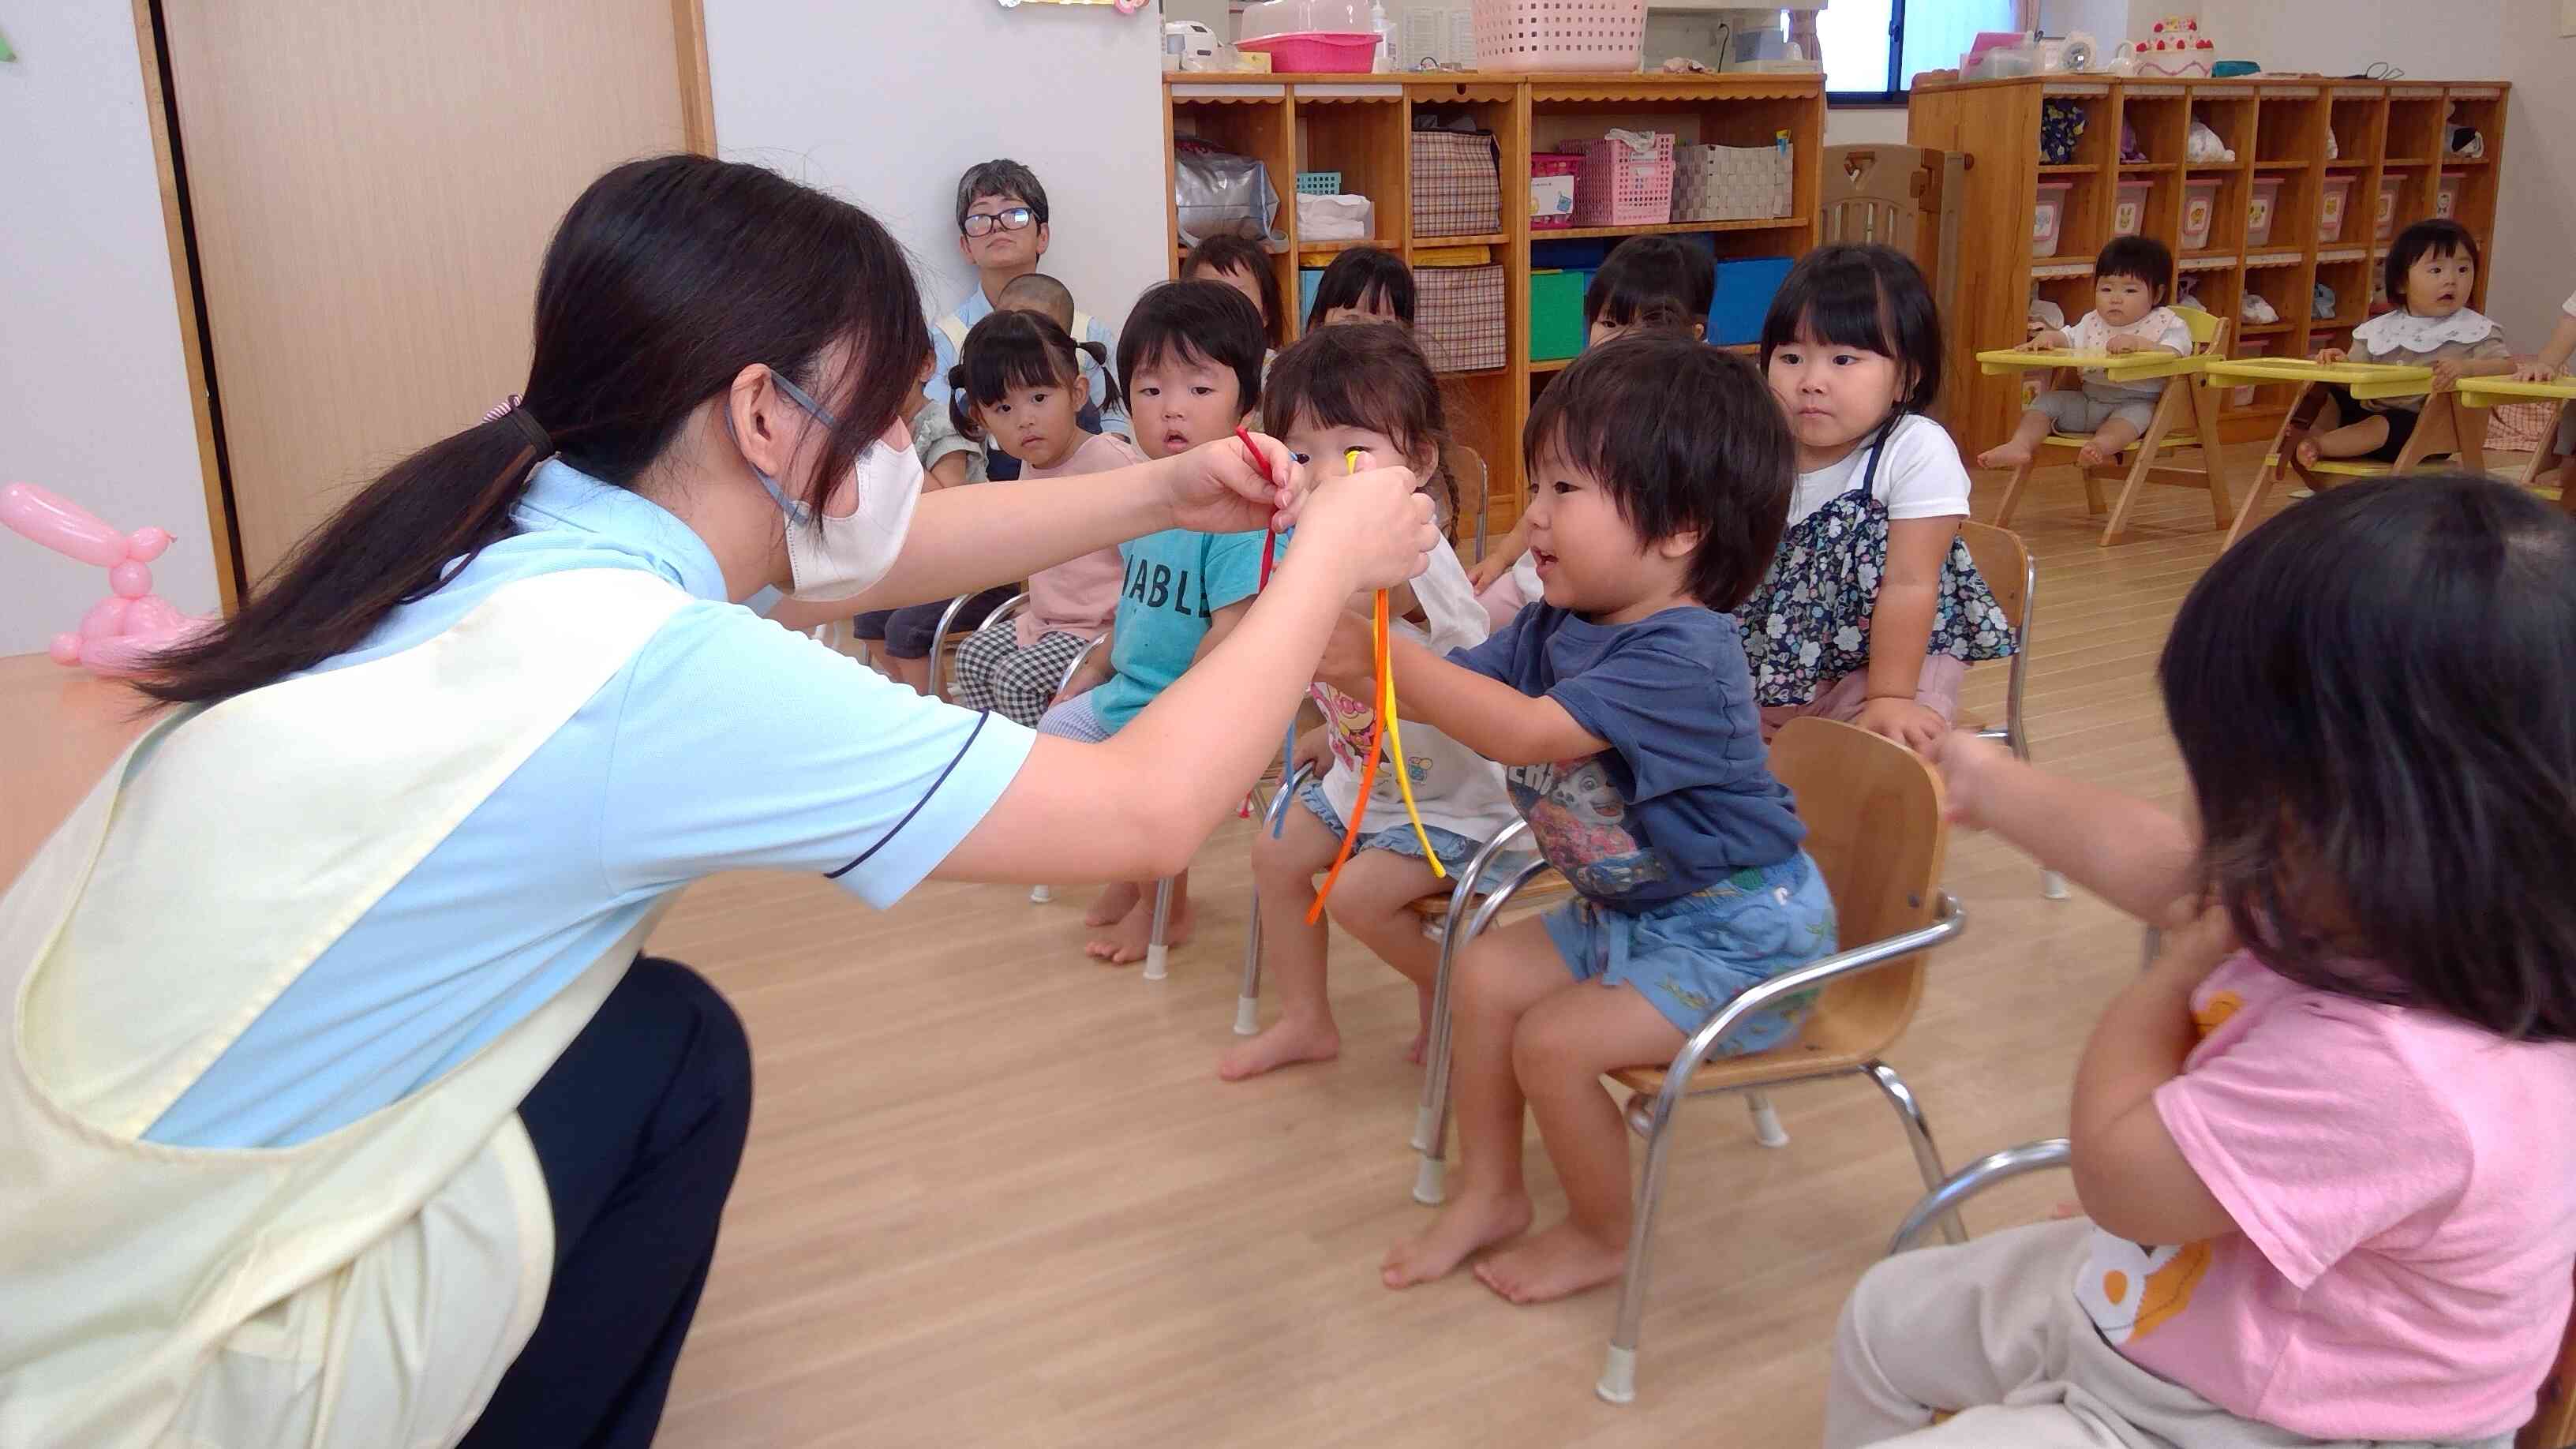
{"left": 927, "top": 161, "right": 1121, "bottom": 474}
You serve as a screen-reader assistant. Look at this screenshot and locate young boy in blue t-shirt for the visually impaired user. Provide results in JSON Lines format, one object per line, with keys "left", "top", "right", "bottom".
{"left": 1324, "top": 335, "right": 1835, "bottom": 1307}
{"left": 1035, "top": 279, "right": 1269, "bottom": 964}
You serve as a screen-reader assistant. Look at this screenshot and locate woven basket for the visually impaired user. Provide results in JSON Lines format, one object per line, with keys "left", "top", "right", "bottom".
{"left": 1567, "top": 132, "right": 1674, "bottom": 228}
{"left": 1470, "top": 0, "right": 1644, "bottom": 73}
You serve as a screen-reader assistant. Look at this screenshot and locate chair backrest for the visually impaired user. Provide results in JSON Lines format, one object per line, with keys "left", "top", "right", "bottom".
{"left": 1954, "top": 520, "right": 2030, "bottom": 635}
{"left": 1443, "top": 441, "right": 1490, "bottom": 559}
{"left": 1767, "top": 717, "right": 1949, "bottom": 1058}
{"left": 2178, "top": 307, "right": 2228, "bottom": 354}
{"left": 1821, "top": 144, "right": 1962, "bottom": 316}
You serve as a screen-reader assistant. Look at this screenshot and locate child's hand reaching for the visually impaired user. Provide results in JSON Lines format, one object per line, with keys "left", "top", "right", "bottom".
{"left": 1854, "top": 696, "right": 1948, "bottom": 754}
{"left": 1290, "top": 451, "right": 1440, "bottom": 597}
{"left": 1924, "top": 729, "right": 2013, "bottom": 832}
{"left": 2312, "top": 346, "right": 2348, "bottom": 365}
{"left": 2147, "top": 898, "right": 2241, "bottom": 990}
{"left": 1312, "top": 608, "right": 1376, "bottom": 701}
{"left": 1292, "top": 726, "right": 1331, "bottom": 774}
{"left": 1466, "top": 549, "right": 1515, "bottom": 591}
{"left": 2428, "top": 358, "right": 2465, "bottom": 391}
{"left": 2104, "top": 332, "right": 2147, "bottom": 355}
{"left": 2515, "top": 359, "right": 2563, "bottom": 384}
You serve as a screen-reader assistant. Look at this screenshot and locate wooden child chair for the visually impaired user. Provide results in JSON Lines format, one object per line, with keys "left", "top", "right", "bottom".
{"left": 2222, "top": 363, "right": 2486, "bottom": 551}
{"left": 1987, "top": 309, "right": 2236, "bottom": 547}
{"left": 1412, "top": 718, "right": 1968, "bottom": 1406}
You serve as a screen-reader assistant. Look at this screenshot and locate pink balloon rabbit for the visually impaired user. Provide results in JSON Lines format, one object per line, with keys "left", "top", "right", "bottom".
{"left": 2, "top": 482, "right": 217, "bottom": 676}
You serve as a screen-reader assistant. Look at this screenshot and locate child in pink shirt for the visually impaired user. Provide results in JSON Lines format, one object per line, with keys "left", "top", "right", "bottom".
{"left": 1829, "top": 474, "right": 2576, "bottom": 1448}
{"left": 945, "top": 309, "right": 1131, "bottom": 725}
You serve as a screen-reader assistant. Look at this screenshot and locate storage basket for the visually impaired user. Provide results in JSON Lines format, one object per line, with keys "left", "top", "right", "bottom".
{"left": 2245, "top": 175, "right": 2282, "bottom": 247}
{"left": 1530, "top": 152, "right": 1582, "bottom": 231}
{"left": 1470, "top": 0, "right": 1643, "bottom": 74}
{"left": 1670, "top": 140, "right": 1792, "bottom": 223}
{"left": 2032, "top": 181, "right": 2073, "bottom": 258}
{"left": 1296, "top": 170, "right": 1343, "bottom": 197}
{"left": 2318, "top": 171, "right": 2356, "bottom": 242}
{"left": 1410, "top": 129, "right": 1502, "bottom": 238}
{"left": 1416, "top": 263, "right": 1507, "bottom": 373}
{"left": 1567, "top": 131, "right": 1674, "bottom": 228}
{"left": 2373, "top": 175, "right": 2402, "bottom": 241}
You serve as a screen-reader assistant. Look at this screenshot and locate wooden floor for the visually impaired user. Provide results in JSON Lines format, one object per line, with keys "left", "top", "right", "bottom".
{"left": 0, "top": 449, "right": 2275, "bottom": 1447}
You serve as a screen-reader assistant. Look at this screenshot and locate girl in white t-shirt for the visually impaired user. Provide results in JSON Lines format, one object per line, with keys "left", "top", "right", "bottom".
{"left": 1740, "top": 244, "right": 2016, "bottom": 753}
{"left": 1222, "top": 324, "right": 1521, "bottom": 1080}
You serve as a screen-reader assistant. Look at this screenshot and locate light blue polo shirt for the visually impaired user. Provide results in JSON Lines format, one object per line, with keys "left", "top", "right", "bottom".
{"left": 144, "top": 461, "right": 1036, "bottom": 1148}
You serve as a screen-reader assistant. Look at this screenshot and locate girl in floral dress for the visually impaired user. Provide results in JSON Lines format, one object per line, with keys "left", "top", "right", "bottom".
{"left": 1739, "top": 244, "right": 2015, "bottom": 752}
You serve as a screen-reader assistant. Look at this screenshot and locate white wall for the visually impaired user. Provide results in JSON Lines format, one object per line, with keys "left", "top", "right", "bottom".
{"left": 0, "top": 1, "right": 219, "bottom": 657}
{"left": 705, "top": 1, "right": 1170, "bottom": 342}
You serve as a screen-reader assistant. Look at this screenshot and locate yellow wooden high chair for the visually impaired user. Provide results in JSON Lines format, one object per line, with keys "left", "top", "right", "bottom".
{"left": 1985, "top": 309, "right": 2236, "bottom": 547}
{"left": 2456, "top": 373, "right": 2576, "bottom": 507}
{"left": 2212, "top": 357, "right": 2486, "bottom": 551}
{"left": 1411, "top": 719, "right": 1967, "bottom": 1406}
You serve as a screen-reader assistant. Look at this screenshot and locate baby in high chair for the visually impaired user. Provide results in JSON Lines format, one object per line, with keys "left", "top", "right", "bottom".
{"left": 1979, "top": 236, "right": 2191, "bottom": 470}
{"left": 2296, "top": 219, "right": 2513, "bottom": 469}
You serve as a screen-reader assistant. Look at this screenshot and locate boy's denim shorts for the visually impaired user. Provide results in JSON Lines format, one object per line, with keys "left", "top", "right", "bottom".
{"left": 1541, "top": 852, "right": 1838, "bottom": 1050}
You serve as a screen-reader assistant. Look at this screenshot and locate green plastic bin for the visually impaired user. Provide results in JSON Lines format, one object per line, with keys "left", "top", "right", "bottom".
{"left": 1530, "top": 268, "right": 1591, "bottom": 363}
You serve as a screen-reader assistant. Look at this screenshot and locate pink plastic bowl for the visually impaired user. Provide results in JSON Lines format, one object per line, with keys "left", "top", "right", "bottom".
{"left": 1237, "top": 31, "right": 1376, "bottom": 72}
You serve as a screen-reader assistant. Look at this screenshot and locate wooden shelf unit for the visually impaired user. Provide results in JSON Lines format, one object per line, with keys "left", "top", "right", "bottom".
{"left": 1908, "top": 74, "right": 2507, "bottom": 455}
{"left": 1165, "top": 71, "right": 1824, "bottom": 530}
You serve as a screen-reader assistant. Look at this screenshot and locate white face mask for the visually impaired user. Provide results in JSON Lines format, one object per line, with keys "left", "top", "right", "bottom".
{"left": 743, "top": 372, "right": 924, "bottom": 601}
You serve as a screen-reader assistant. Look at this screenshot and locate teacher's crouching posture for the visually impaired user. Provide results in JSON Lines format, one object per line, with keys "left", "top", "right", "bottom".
{"left": 0, "top": 155, "right": 1434, "bottom": 1449}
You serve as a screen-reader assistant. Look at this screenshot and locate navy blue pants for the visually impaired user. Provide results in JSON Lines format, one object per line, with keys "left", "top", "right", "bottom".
{"left": 459, "top": 958, "right": 752, "bottom": 1449}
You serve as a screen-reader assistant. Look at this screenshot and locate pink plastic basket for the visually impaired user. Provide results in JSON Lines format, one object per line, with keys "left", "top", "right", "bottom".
{"left": 1567, "top": 133, "right": 1672, "bottom": 227}
{"left": 1236, "top": 31, "right": 1377, "bottom": 73}
{"left": 1471, "top": 0, "right": 1645, "bottom": 73}
{"left": 1530, "top": 152, "right": 1582, "bottom": 230}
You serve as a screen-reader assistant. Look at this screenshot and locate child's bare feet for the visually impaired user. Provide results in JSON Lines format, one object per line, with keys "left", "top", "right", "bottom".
{"left": 2293, "top": 434, "right": 2321, "bottom": 470}
{"left": 1380, "top": 1188, "right": 1533, "bottom": 1289}
{"left": 2074, "top": 442, "right": 2108, "bottom": 467}
{"left": 1471, "top": 1219, "right": 1628, "bottom": 1305}
{"left": 1217, "top": 1016, "right": 1341, "bottom": 1080}
{"left": 1084, "top": 881, "right": 1139, "bottom": 927}
{"left": 1084, "top": 896, "right": 1194, "bottom": 964}
{"left": 1975, "top": 440, "right": 2035, "bottom": 470}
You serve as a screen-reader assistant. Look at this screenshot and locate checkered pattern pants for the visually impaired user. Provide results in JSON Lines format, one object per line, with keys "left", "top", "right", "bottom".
{"left": 952, "top": 625, "right": 1091, "bottom": 727}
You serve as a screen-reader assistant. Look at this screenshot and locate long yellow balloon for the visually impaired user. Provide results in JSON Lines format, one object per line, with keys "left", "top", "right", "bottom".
{"left": 1357, "top": 450, "right": 1446, "bottom": 879}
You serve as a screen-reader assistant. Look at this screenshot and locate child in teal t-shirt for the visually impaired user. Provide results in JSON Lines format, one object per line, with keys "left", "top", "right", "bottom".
{"left": 1034, "top": 278, "right": 1270, "bottom": 964}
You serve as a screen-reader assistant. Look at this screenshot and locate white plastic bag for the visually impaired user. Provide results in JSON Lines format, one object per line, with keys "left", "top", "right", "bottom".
{"left": 1295, "top": 193, "right": 1374, "bottom": 242}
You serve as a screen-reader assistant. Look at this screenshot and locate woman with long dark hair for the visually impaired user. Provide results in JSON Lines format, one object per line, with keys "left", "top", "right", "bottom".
{"left": 0, "top": 155, "right": 1434, "bottom": 1448}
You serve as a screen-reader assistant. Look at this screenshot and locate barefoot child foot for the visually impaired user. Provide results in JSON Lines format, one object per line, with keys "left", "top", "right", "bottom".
{"left": 1215, "top": 1015, "right": 1340, "bottom": 1080}
{"left": 1084, "top": 889, "right": 1193, "bottom": 964}
{"left": 1472, "top": 1219, "right": 1628, "bottom": 1305}
{"left": 1084, "top": 880, "right": 1140, "bottom": 927}
{"left": 1380, "top": 1188, "right": 1533, "bottom": 1289}
{"left": 1975, "top": 438, "right": 2035, "bottom": 470}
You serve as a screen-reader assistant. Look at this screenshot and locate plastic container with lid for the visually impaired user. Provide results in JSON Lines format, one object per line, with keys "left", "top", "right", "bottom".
{"left": 2318, "top": 171, "right": 2357, "bottom": 242}
{"left": 2245, "top": 176, "right": 2282, "bottom": 247}
{"left": 2435, "top": 171, "right": 2463, "bottom": 220}
{"left": 2180, "top": 176, "right": 2222, "bottom": 250}
{"left": 2374, "top": 175, "right": 2403, "bottom": 241}
{"left": 1237, "top": 0, "right": 1377, "bottom": 72}
{"left": 2112, "top": 178, "right": 2154, "bottom": 238}
{"left": 2032, "top": 181, "right": 2072, "bottom": 258}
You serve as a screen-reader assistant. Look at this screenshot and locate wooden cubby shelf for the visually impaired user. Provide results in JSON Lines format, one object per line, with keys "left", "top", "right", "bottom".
{"left": 1909, "top": 72, "right": 2507, "bottom": 454}
{"left": 1165, "top": 69, "right": 1824, "bottom": 531}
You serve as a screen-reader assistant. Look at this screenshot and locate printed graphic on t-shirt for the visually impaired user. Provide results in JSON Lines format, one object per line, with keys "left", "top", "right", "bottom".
{"left": 1122, "top": 555, "right": 1219, "bottom": 620}
{"left": 2076, "top": 991, "right": 2227, "bottom": 1347}
{"left": 1506, "top": 754, "right": 1668, "bottom": 898}
{"left": 1313, "top": 684, "right": 1432, "bottom": 790}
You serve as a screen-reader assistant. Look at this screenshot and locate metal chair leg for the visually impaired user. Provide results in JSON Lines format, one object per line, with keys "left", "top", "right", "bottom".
{"left": 1865, "top": 1060, "right": 1964, "bottom": 1245}
{"left": 1413, "top": 827, "right": 1541, "bottom": 1204}
{"left": 1030, "top": 885, "right": 1052, "bottom": 904}
{"left": 1142, "top": 876, "right": 1175, "bottom": 981}
{"left": 1746, "top": 1091, "right": 1788, "bottom": 1148}
{"left": 1237, "top": 767, "right": 1312, "bottom": 1035}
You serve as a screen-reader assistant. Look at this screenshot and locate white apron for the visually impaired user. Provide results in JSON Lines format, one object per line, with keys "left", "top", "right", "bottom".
{"left": 0, "top": 567, "right": 691, "bottom": 1447}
